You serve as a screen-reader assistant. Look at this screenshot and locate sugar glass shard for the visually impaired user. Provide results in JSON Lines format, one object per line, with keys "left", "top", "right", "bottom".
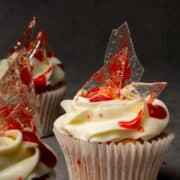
{"left": 10, "top": 17, "right": 36, "bottom": 55}
{"left": 77, "top": 48, "right": 129, "bottom": 100}
{"left": 0, "top": 50, "right": 39, "bottom": 132}
{"left": 120, "top": 82, "right": 167, "bottom": 100}
{"left": 104, "top": 21, "right": 144, "bottom": 83}
{"left": 29, "top": 30, "right": 54, "bottom": 59}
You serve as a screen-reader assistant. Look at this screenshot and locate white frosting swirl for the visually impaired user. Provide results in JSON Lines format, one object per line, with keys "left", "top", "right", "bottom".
{"left": 0, "top": 54, "right": 65, "bottom": 88}
{"left": 31, "top": 56, "right": 65, "bottom": 87}
{"left": 0, "top": 130, "right": 52, "bottom": 179}
{"left": 54, "top": 97, "right": 169, "bottom": 142}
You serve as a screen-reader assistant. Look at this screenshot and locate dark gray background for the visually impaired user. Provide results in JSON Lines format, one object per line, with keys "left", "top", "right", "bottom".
{"left": 0, "top": 0, "right": 179, "bottom": 179}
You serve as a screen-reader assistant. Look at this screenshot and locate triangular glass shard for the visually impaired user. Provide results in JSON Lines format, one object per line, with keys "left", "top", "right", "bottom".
{"left": 77, "top": 47, "right": 129, "bottom": 100}
{"left": 104, "top": 21, "right": 144, "bottom": 83}
{"left": 10, "top": 17, "right": 36, "bottom": 55}
{"left": 77, "top": 22, "right": 144, "bottom": 100}
{"left": 0, "top": 50, "right": 39, "bottom": 132}
{"left": 120, "top": 82, "right": 167, "bottom": 100}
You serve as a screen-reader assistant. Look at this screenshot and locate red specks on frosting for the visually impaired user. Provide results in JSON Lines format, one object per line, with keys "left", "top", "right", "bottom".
{"left": 118, "top": 109, "right": 144, "bottom": 131}
{"left": 148, "top": 103, "right": 167, "bottom": 119}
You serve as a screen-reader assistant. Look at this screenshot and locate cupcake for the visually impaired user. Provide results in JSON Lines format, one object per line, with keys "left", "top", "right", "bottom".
{"left": 54, "top": 22, "right": 174, "bottom": 180}
{"left": 0, "top": 49, "right": 57, "bottom": 179}
{"left": 2, "top": 17, "right": 66, "bottom": 137}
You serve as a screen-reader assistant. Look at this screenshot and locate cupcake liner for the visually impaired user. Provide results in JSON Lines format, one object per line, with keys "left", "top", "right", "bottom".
{"left": 37, "top": 85, "right": 66, "bottom": 137}
{"left": 54, "top": 129, "right": 174, "bottom": 180}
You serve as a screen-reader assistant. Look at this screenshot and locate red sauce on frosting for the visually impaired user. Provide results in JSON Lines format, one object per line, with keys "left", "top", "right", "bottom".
{"left": 118, "top": 109, "right": 144, "bottom": 131}
{"left": 147, "top": 103, "right": 167, "bottom": 119}
{"left": 23, "top": 131, "right": 57, "bottom": 168}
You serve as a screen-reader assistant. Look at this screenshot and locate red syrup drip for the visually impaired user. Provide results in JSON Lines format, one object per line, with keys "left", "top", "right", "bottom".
{"left": 147, "top": 103, "right": 167, "bottom": 119}
{"left": 23, "top": 131, "right": 57, "bottom": 168}
{"left": 118, "top": 109, "right": 144, "bottom": 131}
{"left": 81, "top": 48, "right": 131, "bottom": 102}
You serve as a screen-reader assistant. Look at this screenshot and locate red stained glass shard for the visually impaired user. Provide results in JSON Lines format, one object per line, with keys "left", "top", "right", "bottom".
{"left": 10, "top": 17, "right": 36, "bottom": 54}
{"left": 118, "top": 109, "right": 144, "bottom": 131}
{"left": 79, "top": 48, "right": 129, "bottom": 100}
{"left": 0, "top": 50, "right": 39, "bottom": 133}
{"left": 77, "top": 22, "right": 144, "bottom": 101}
{"left": 120, "top": 82, "right": 167, "bottom": 101}
{"left": 104, "top": 21, "right": 144, "bottom": 83}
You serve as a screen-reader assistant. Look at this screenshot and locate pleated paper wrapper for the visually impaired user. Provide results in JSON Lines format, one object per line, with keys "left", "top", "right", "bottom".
{"left": 54, "top": 129, "right": 174, "bottom": 180}
{"left": 37, "top": 85, "right": 66, "bottom": 137}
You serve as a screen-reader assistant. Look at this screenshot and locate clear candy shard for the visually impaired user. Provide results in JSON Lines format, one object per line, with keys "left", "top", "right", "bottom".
{"left": 78, "top": 47, "right": 129, "bottom": 100}
{"left": 0, "top": 49, "right": 39, "bottom": 132}
{"left": 120, "top": 82, "right": 167, "bottom": 100}
{"left": 77, "top": 22, "right": 144, "bottom": 99}
{"left": 10, "top": 17, "right": 36, "bottom": 55}
{"left": 104, "top": 21, "right": 144, "bottom": 83}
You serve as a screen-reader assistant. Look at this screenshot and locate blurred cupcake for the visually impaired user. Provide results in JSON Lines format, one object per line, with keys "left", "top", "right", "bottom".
{"left": 54, "top": 22, "right": 174, "bottom": 180}
{"left": 2, "top": 17, "right": 66, "bottom": 137}
{"left": 0, "top": 50, "right": 57, "bottom": 179}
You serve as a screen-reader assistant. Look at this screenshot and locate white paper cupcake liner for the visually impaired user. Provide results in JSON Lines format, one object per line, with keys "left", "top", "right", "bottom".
{"left": 54, "top": 129, "right": 174, "bottom": 180}
{"left": 37, "top": 85, "right": 66, "bottom": 137}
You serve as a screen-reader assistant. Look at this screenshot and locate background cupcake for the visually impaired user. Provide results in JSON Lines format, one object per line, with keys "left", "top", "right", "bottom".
{"left": 0, "top": 50, "right": 57, "bottom": 179}
{"left": 54, "top": 22, "right": 174, "bottom": 180}
{"left": 1, "top": 18, "right": 66, "bottom": 137}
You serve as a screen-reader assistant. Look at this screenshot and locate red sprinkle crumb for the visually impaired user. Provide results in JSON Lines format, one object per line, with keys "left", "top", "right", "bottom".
{"left": 77, "top": 159, "right": 81, "bottom": 165}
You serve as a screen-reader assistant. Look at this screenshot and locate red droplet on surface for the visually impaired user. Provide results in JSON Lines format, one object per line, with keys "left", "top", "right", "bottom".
{"left": 20, "top": 67, "right": 32, "bottom": 85}
{"left": 118, "top": 109, "right": 144, "bottom": 131}
{"left": 147, "top": 103, "right": 167, "bottom": 119}
{"left": 77, "top": 159, "right": 81, "bottom": 165}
